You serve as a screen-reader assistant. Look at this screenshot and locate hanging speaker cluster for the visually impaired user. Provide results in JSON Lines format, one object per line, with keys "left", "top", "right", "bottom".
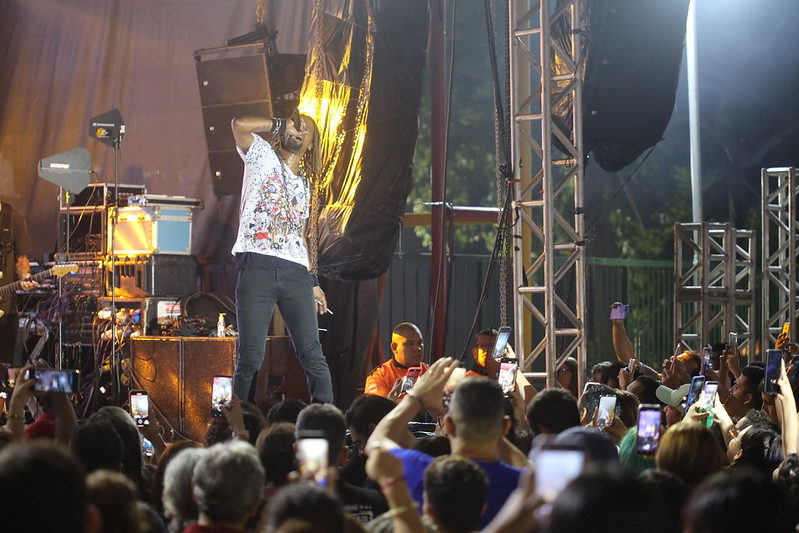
{"left": 194, "top": 44, "right": 306, "bottom": 196}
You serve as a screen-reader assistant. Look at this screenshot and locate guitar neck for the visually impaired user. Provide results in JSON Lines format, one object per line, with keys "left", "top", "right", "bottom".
{"left": 0, "top": 268, "right": 56, "bottom": 297}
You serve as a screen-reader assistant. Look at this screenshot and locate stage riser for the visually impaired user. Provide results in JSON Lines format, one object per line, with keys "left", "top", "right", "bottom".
{"left": 131, "top": 336, "right": 309, "bottom": 441}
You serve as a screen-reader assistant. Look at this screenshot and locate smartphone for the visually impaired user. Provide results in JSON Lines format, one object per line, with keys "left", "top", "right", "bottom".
{"left": 673, "top": 342, "right": 685, "bottom": 358}
{"left": 636, "top": 404, "right": 662, "bottom": 454}
{"left": 129, "top": 390, "right": 150, "bottom": 428}
{"left": 765, "top": 349, "right": 782, "bottom": 394}
{"left": 296, "top": 435, "right": 329, "bottom": 485}
{"left": 728, "top": 332, "right": 738, "bottom": 353}
{"left": 491, "top": 326, "right": 511, "bottom": 361}
{"left": 609, "top": 304, "right": 630, "bottom": 320}
{"left": 142, "top": 437, "right": 155, "bottom": 458}
{"left": 498, "top": 358, "right": 518, "bottom": 395}
{"left": 700, "top": 346, "right": 713, "bottom": 375}
{"left": 533, "top": 446, "right": 585, "bottom": 503}
{"left": 684, "top": 375, "right": 706, "bottom": 413}
{"left": 211, "top": 375, "right": 233, "bottom": 417}
{"left": 582, "top": 381, "right": 601, "bottom": 395}
{"left": 29, "top": 369, "right": 79, "bottom": 393}
{"left": 596, "top": 395, "right": 616, "bottom": 429}
{"left": 782, "top": 322, "right": 791, "bottom": 336}
{"left": 400, "top": 366, "right": 422, "bottom": 394}
{"left": 697, "top": 381, "right": 718, "bottom": 412}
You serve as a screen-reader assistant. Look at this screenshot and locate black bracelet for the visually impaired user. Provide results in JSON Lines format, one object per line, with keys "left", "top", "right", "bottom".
{"left": 270, "top": 117, "right": 286, "bottom": 135}
{"left": 311, "top": 272, "right": 319, "bottom": 287}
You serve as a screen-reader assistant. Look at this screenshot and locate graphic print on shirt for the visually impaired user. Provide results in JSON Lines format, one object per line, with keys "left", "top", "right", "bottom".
{"left": 232, "top": 133, "right": 310, "bottom": 266}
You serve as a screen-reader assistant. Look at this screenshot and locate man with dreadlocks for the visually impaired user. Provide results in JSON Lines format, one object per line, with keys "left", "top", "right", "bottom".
{"left": 230, "top": 111, "right": 334, "bottom": 404}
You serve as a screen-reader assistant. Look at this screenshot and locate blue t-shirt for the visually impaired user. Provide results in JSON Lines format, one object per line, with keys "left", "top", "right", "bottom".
{"left": 390, "top": 447, "right": 523, "bottom": 529}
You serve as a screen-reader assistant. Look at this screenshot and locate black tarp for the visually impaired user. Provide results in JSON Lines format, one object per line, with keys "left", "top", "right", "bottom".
{"left": 303, "top": 0, "right": 429, "bottom": 280}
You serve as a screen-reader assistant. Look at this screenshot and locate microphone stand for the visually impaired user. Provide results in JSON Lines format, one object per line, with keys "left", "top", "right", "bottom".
{"left": 109, "top": 128, "right": 124, "bottom": 404}
{"left": 57, "top": 188, "right": 70, "bottom": 370}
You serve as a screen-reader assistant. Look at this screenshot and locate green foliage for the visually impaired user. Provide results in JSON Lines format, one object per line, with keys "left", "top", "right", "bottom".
{"left": 409, "top": 2, "right": 503, "bottom": 254}
{"left": 607, "top": 166, "right": 692, "bottom": 259}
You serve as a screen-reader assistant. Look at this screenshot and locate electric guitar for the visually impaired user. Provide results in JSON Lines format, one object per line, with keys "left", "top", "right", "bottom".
{"left": 0, "top": 263, "right": 78, "bottom": 318}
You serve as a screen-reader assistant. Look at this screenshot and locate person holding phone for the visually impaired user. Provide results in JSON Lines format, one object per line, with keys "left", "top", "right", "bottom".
{"left": 364, "top": 322, "right": 429, "bottom": 401}
{"left": 609, "top": 302, "right": 662, "bottom": 380}
{"left": 723, "top": 365, "right": 765, "bottom": 419}
{"left": 4, "top": 362, "right": 78, "bottom": 445}
{"left": 295, "top": 404, "right": 388, "bottom": 523}
{"left": 230, "top": 112, "right": 333, "bottom": 404}
{"left": 466, "top": 331, "right": 537, "bottom": 405}
{"left": 367, "top": 357, "right": 523, "bottom": 529}
{"left": 467, "top": 329, "right": 502, "bottom": 378}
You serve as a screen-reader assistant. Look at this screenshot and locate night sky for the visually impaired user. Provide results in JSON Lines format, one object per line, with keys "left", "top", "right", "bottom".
{"left": 583, "top": 0, "right": 799, "bottom": 257}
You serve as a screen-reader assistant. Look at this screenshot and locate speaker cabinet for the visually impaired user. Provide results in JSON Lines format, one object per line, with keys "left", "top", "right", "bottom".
{"left": 194, "top": 44, "right": 306, "bottom": 196}
{"left": 254, "top": 336, "right": 310, "bottom": 415}
{"left": 131, "top": 335, "right": 309, "bottom": 441}
{"left": 582, "top": 0, "right": 690, "bottom": 171}
{"left": 131, "top": 337, "right": 236, "bottom": 441}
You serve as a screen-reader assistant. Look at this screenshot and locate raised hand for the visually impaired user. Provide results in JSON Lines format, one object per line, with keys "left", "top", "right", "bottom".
{"left": 409, "top": 357, "right": 460, "bottom": 412}
{"left": 662, "top": 357, "right": 690, "bottom": 389}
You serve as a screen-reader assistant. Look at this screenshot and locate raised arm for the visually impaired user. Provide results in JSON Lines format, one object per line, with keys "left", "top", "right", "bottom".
{"left": 775, "top": 358, "right": 798, "bottom": 456}
{"left": 6, "top": 364, "right": 35, "bottom": 443}
{"left": 367, "top": 357, "right": 459, "bottom": 451}
{"left": 365, "top": 446, "right": 425, "bottom": 533}
{"left": 610, "top": 302, "right": 635, "bottom": 364}
{"left": 230, "top": 116, "right": 279, "bottom": 151}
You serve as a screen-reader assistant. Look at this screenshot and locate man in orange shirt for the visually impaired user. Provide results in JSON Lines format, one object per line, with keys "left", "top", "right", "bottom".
{"left": 364, "top": 322, "right": 428, "bottom": 401}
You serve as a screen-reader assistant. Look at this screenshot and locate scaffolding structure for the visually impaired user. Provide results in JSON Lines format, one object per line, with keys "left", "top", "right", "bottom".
{"left": 674, "top": 223, "right": 755, "bottom": 356}
{"left": 761, "top": 167, "right": 798, "bottom": 352}
{"left": 508, "top": 0, "right": 587, "bottom": 388}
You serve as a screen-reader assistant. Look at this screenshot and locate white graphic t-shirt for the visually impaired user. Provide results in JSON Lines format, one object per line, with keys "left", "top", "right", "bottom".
{"left": 231, "top": 133, "right": 310, "bottom": 267}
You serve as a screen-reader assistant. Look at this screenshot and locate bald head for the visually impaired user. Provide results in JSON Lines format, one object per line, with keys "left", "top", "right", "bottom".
{"left": 391, "top": 323, "right": 424, "bottom": 367}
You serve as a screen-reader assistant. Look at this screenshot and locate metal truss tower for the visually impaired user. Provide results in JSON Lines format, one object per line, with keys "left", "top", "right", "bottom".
{"left": 508, "top": 0, "right": 587, "bottom": 388}
{"left": 761, "top": 167, "right": 799, "bottom": 352}
{"left": 674, "top": 223, "right": 755, "bottom": 356}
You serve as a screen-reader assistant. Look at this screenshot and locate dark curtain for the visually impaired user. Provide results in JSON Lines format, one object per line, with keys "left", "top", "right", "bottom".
{"left": 0, "top": 0, "right": 312, "bottom": 287}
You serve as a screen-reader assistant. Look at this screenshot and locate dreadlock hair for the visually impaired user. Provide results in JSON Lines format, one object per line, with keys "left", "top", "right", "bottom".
{"left": 269, "top": 115, "right": 324, "bottom": 273}
{"left": 298, "top": 117, "right": 323, "bottom": 273}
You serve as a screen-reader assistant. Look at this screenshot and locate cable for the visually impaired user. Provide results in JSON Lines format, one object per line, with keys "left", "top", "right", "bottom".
{"left": 457, "top": 184, "right": 515, "bottom": 362}
{"left": 452, "top": 0, "right": 516, "bottom": 361}
{"left": 585, "top": 146, "right": 658, "bottom": 232}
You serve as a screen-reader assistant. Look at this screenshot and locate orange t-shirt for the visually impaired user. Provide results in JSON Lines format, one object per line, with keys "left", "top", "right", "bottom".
{"left": 364, "top": 360, "right": 429, "bottom": 397}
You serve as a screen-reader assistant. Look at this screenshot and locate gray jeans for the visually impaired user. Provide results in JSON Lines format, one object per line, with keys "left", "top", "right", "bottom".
{"left": 233, "top": 266, "right": 334, "bottom": 404}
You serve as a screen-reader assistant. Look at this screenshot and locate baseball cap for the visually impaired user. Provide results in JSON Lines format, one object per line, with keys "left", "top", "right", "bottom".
{"left": 655, "top": 383, "right": 691, "bottom": 408}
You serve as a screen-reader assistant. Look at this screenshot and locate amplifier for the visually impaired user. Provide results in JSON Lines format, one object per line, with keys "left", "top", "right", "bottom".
{"left": 106, "top": 254, "right": 197, "bottom": 298}
{"left": 59, "top": 207, "right": 106, "bottom": 255}
{"left": 61, "top": 183, "right": 145, "bottom": 210}
{"left": 98, "top": 297, "right": 181, "bottom": 335}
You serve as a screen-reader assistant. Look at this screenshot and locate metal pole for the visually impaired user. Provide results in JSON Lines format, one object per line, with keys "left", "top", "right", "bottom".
{"left": 429, "top": 0, "right": 448, "bottom": 360}
{"left": 687, "top": 0, "right": 702, "bottom": 223}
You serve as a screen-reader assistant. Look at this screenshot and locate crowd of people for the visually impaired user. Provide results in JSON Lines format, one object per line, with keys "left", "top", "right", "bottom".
{"left": 2, "top": 310, "right": 799, "bottom": 533}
